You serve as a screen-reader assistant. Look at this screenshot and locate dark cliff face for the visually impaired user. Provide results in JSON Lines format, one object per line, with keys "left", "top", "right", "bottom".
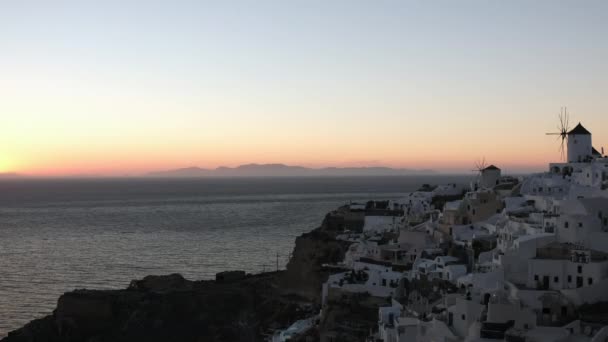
{"left": 280, "top": 228, "right": 349, "bottom": 303}
{"left": 280, "top": 208, "right": 356, "bottom": 304}
{"left": 2, "top": 273, "right": 305, "bottom": 342}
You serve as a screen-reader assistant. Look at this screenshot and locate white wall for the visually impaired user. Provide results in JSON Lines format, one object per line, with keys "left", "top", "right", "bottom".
{"left": 444, "top": 265, "right": 467, "bottom": 282}
{"left": 364, "top": 215, "right": 400, "bottom": 233}
{"left": 527, "top": 258, "right": 608, "bottom": 290}
{"left": 486, "top": 302, "right": 536, "bottom": 330}
{"left": 561, "top": 278, "right": 608, "bottom": 305}
{"left": 568, "top": 133, "right": 592, "bottom": 163}
{"left": 587, "top": 232, "right": 608, "bottom": 253}
{"left": 556, "top": 214, "right": 602, "bottom": 246}
{"left": 398, "top": 230, "right": 430, "bottom": 247}
{"left": 481, "top": 169, "right": 501, "bottom": 189}
{"left": 447, "top": 297, "right": 484, "bottom": 338}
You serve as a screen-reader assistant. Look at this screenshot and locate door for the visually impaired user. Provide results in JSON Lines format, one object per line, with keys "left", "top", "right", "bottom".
{"left": 543, "top": 276, "right": 550, "bottom": 290}
{"left": 577, "top": 276, "right": 583, "bottom": 288}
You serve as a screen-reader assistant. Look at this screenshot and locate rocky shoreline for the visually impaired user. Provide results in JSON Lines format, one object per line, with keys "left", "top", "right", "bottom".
{"left": 2, "top": 206, "right": 357, "bottom": 342}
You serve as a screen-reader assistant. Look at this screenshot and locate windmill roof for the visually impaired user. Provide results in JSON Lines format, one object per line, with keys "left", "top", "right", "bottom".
{"left": 568, "top": 123, "right": 591, "bottom": 135}
{"left": 483, "top": 165, "right": 500, "bottom": 171}
{"left": 592, "top": 147, "right": 601, "bottom": 156}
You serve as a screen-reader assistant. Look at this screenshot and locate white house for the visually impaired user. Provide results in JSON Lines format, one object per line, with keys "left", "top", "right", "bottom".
{"left": 446, "top": 296, "right": 484, "bottom": 338}
{"left": 527, "top": 242, "right": 608, "bottom": 290}
{"left": 484, "top": 290, "right": 537, "bottom": 331}
{"left": 364, "top": 215, "right": 401, "bottom": 233}
{"left": 556, "top": 197, "right": 608, "bottom": 252}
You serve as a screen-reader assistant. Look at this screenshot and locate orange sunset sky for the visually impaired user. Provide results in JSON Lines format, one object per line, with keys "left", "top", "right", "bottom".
{"left": 1, "top": 1, "right": 607, "bottom": 176}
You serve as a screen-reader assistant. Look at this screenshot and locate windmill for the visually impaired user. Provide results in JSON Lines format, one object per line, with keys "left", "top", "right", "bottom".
{"left": 545, "top": 107, "right": 570, "bottom": 161}
{"left": 470, "top": 158, "right": 487, "bottom": 191}
{"left": 472, "top": 157, "right": 488, "bottom": 176}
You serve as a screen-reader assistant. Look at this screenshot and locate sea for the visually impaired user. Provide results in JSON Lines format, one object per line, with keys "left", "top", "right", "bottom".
{"left": 0, "top": 175, "right": 470, "bottom": 336}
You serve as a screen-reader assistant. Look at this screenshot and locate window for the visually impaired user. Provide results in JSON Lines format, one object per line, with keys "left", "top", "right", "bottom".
{"left": 578, "top": 222, "right": 583, "bottom": 228}
{"left": 604, "top": 218, "right": 607, "bottom": 226}
{"left": 534, "top": 275, "right": 539, "bottom": 281}
{"left": 568, "top": 275, "right": 572, "bottom": 283}
{"left": 565, "top": 221, "right": 569, "bottom": 228}
{"left": 554, "top": 276, "right": 559, "bottom": 283}
{"left": 578, "top": 266, "right": 583, "bottom": 274}
{"left": 462, "top": 314, "right": 466, "bottom": 321}
{"left": 589, "top": 278, "right": 593, "bottom": 285}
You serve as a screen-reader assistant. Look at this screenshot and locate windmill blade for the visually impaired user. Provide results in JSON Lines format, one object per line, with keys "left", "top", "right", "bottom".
{"left": 473, "top": 159, "right": 484, "bottom": 174}
{"left": 559, "top": 107, "right": 570, "bottom": 136}
{"left": 546, "top": 108, "right": 572, "bottom": 161}
{"left": 473, "top": 157, "right": 488, "bottom": 175}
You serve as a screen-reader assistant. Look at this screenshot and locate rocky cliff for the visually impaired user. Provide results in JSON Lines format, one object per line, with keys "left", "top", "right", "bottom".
{"left": 3, "top": 273, "right": 306, "bottom": 342}
{"left": 280, "top": 228, "right": 350, "bottom": 304}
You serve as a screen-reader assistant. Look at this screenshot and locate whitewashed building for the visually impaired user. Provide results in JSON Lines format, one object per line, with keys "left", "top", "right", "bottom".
{"left": 527, "top": 242, "right": 608, "bottom": 290}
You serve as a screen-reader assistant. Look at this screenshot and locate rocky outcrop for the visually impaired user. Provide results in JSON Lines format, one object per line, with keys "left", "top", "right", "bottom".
{"left": 280, "top": 208, "right": 357, "bottom": 304}
{"left": 2, "top": 272, "right": 308, "bottom": 342}
{"left": 128, "top": 273, "right": 192, "bottom": 292}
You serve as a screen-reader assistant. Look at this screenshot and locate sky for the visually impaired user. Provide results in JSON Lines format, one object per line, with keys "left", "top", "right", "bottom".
{"left": 1, "top": 0, "right": 607, "bottom": 176}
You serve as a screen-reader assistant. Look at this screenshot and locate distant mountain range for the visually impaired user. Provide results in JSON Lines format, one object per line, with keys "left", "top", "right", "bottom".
{"left": 147, "top": 164, "right": 436, "bottom": 177}
{"left": 0, "top": 172, "right": 21, "bottom": 178}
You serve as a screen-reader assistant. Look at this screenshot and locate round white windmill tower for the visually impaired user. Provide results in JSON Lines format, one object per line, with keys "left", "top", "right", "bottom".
{"left": 567, "top": 123, "right": 592, "bottom": 163}
{"left": 480, "top": 165, "right": 501, "bottom": 188}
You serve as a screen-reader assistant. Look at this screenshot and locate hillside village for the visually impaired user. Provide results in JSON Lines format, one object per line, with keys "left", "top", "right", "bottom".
{"left": 275, "top": 122, "right": 608, "bottom": 342}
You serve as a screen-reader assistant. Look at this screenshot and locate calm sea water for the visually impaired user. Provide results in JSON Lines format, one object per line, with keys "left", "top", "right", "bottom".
{"left": 0, "top": 175, "right": 469, "bottom": 336}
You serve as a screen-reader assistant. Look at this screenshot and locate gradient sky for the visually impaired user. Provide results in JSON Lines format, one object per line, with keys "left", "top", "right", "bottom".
{"left": 1, "top": 1, "right": 607, "bottom": 176}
